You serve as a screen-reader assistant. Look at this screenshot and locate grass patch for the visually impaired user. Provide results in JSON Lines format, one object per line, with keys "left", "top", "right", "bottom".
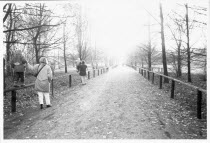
{"left": 145, "top": 72, "right": 207, "bottom": 119}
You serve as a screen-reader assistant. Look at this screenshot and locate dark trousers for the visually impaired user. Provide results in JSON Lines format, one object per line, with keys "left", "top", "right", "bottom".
{"left": 14, "top": 72, "right": 25, "bottom": 83}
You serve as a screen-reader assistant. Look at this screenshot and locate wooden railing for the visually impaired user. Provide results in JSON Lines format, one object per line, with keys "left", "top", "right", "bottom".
{"left": 4, "top": 67, "right": 109, "bottom": 113}
{"left": 131, "top": 65, "right": 206, "bottom": 119}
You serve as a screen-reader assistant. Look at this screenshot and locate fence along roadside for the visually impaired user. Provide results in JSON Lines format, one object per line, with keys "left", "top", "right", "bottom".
{"left": 131, "top": 65, "right": 206, "bottom": 119}
{"left": 4, "top": 67, "right": 109, "bottom": 113}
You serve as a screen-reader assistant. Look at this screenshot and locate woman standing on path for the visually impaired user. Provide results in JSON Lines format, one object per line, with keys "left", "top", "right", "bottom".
{"left": 78, "top": 61, "right": 88, "bottom": 85}
{"left": 26, "top": 57, "right": 53, "bottom": 109}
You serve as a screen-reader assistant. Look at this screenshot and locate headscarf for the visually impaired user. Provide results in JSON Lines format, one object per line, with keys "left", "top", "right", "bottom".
{"left": 39, "top": 57, "right": 48, "bottom": 64}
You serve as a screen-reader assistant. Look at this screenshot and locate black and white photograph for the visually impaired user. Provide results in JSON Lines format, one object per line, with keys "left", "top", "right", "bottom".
{"left": 1, "top": 0, "right": 209, "bottom": 142}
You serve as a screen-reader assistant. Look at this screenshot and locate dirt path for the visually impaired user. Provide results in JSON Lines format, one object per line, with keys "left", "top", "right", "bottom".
{"left": 4, "top": 66, "right": 205, "bottom": 139}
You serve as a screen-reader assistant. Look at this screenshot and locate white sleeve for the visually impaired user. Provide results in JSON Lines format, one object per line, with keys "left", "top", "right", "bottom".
{"left": 26, "top": 63, "right": 39, "bottom": 75}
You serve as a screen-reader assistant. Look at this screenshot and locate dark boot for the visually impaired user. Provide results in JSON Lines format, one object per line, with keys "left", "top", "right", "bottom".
{"left": 46, "top": 105, "right": 52, "bottom": 108}
{"left": 40, "top": 104, "right": 43, "bottom": 109}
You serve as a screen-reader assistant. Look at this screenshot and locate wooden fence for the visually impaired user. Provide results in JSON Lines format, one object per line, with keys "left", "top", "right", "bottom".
{"left": 131, "top": 66, "right": 206, "bottom": 119}
{"left": 4, "top": 67, "right": 109, "bottom": 113}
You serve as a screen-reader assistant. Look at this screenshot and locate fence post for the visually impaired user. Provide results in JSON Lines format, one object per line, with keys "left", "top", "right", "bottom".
{"left": 11, "top": 90, "right": 16, "bottom": 112}
{"left": 51, "top": 79, "right": 54, "bottom": 97}
{"left": 148, "top": 71, "right": 150, "bottom": 80}
{"left": 93, "top": 70, "right": 95, "bottom": 77}
{"left": 152, "top": 72, "right": 154, "bottom": 84}
{"left": 197, "top": 90, "right": 202, "bottom": 119}
{"left": 171, "top": 80, "right": 175, "bottom": 98}
{"left": 139, "top": 68, "right": 140, "bottom": 74}
{"left": 69, "top": 75, "right": 72, "bottom": 87}
{"left": 88, "top": 71, "right": 90, "bottom": 79}
{"left": 141, "top": 69, "right": 143, "bottom": 76}
{"left": 101, "top": 69, "right": 102, "bottom": 74}
{"left": 159, "top": 75, "right": 162, "bottom": 89}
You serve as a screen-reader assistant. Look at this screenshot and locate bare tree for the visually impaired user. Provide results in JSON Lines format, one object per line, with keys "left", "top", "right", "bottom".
{"left": 75, "top": 4, "right": 89, "bottom": 61}
{"left": 145, "top": 17, "right": 152, "bottom": 71}
{"left": 4, "top": 3, "right": 64, "bottom": 64}
{"left": 3, "top": 4, "right": 12, "bottom": 23}
{"left": 137, "top": 43, "right": 161, "bottom": 69}
{"left": 167, "top": 13, "right": 185, "bottom": 77}
{"left": 3, "top": 4, "right": 19, "bottom": 75}
{"left": 159, "top": 2, "right": 169, "bottom": 83}
{"left": 24, "top": 4, "right": 62, "bottom": 63}
{"left": 63, "top": 22, "right": 68, "bottom": 73}
{"left": 185, "top": 4, "right": 192, "bottom": 82}
{"left": 166, "top": 3, "right": 207, "bottom": 80}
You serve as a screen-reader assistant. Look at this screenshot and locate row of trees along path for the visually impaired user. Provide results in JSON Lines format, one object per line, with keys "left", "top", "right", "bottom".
{"left": 4, "top": 66, "right": 206, "bottom": 139}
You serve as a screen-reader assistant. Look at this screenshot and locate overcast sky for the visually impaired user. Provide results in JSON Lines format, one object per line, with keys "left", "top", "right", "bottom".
{"left": 1, "top": 0, "right": 208, "bottom": 61}
{"left": 83, "top": 0, "right": 208, "bottom": 59}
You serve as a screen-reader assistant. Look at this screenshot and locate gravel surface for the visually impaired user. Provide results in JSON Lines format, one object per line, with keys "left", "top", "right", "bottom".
{"left": 4, "top": 65, "right": 206, "bottom": 139}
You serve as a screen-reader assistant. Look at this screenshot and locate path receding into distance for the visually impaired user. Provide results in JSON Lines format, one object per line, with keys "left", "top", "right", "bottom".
{"left": 4, "top": 65, "right": 204, "bottom": 139}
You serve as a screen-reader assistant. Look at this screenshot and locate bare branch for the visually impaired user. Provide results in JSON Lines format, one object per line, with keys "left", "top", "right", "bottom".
{"left": 3, "top": 24, "right": 61, "bottom": 33}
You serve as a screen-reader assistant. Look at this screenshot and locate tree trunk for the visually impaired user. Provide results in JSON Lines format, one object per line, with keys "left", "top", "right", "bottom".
{"left": 33, "top": 34, "right": 40, "bottom": 64}
{"left": 34, "top": 4, "right": 44, "bottom": 64}
{"left": 141, "top": 58, "right": 144, "bottom": 68}
{"left": 148, "top": 18, "right": 152, "bottom": 71}
{"left": 3, "top": 4, "right": 12, "bottom": 23}
{"left": 185, "top": 4, "right": 192, "bottom": 82}
{"left": 203, "top": 57, "right": 207, "bottom": 81}
{"left": 64, "top": 49, "right": 67, "bottom": 73}
{"left": 177, "top": 42, "right": 182, "bottom": 77}
{"left": 77, "top": 6, "right": 82, "bottom": 61}
{"left": 35, "top": 44, "right": 39, "bottom": 64}
{"left": 63, "top": 23, "right": 67, "bottom": 73}
{"left": 160, "top": 3, "right": 169, "bottom": 83}
{"left": 203, "top": 48, "right": 207, "bottom": 81}
{"left": 6, "top": 5, "right": 14, "bottom": 76}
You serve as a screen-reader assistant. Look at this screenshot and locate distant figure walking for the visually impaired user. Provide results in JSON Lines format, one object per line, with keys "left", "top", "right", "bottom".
{"left": 11, "top": 50, "right": 27, "bottom": 87}
{"left": 76, "top": 58, "right": 81, "bottom": 71}
{"left": 76, "top": 61, "right": 82, "bottom": 73}
{"left": 78, "top": 61, "right": 88, "bottom": 85}
{"left": 26, "top": 57, "right": 53, "bottom": 109}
